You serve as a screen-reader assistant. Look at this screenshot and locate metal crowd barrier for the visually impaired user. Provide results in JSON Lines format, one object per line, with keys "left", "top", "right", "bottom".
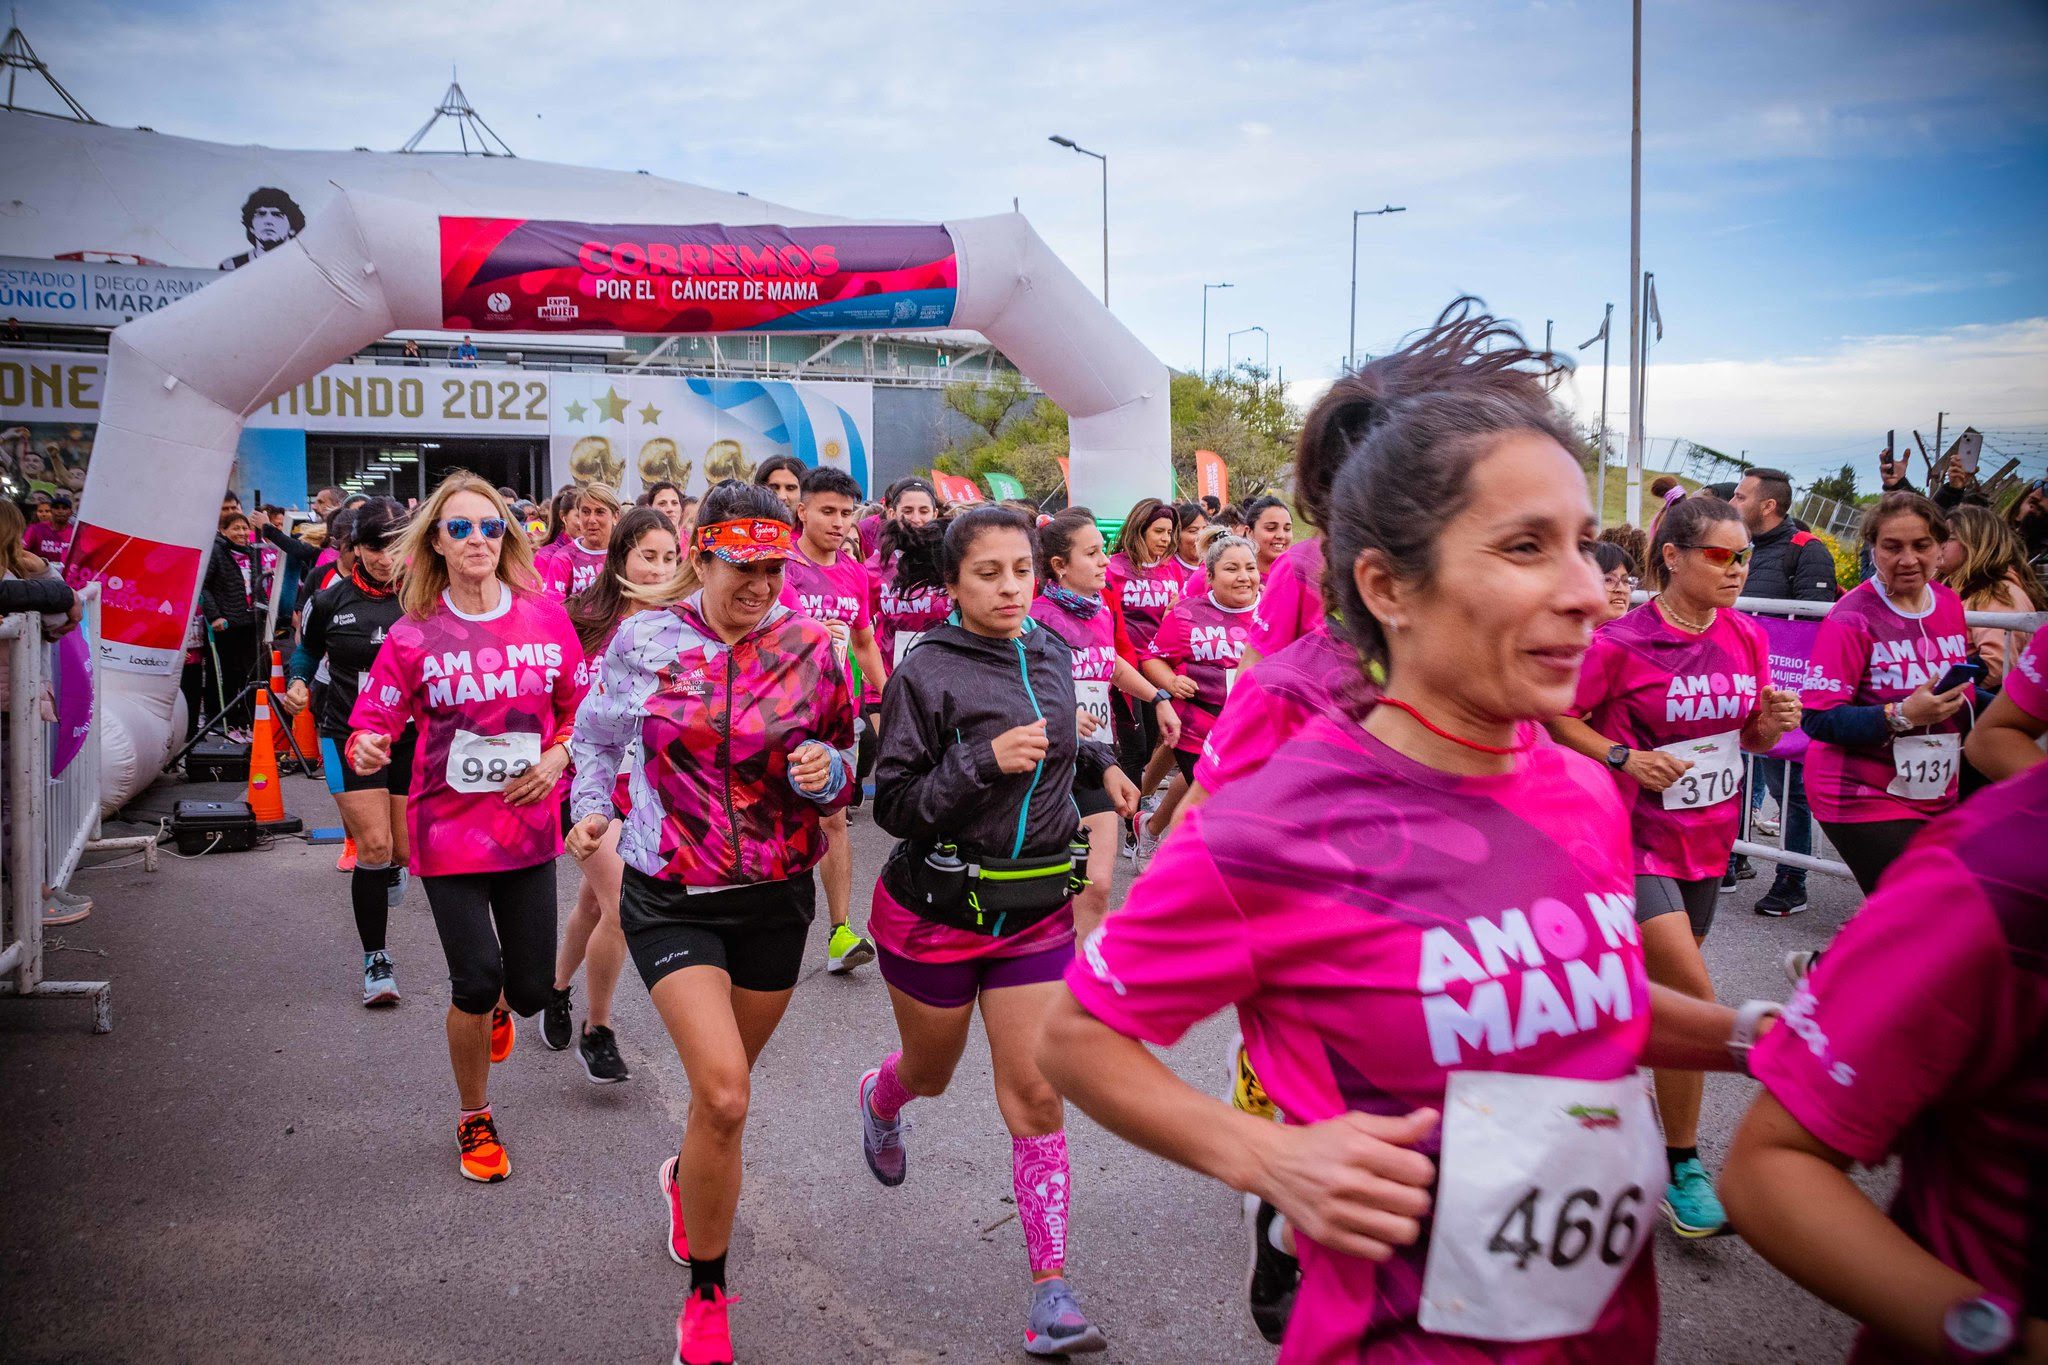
{"left": 2, "top": 585, "right": 160, "bottom": 1033}
{"left": 1658, "top": 594, "right": 2046, "bottom": 883}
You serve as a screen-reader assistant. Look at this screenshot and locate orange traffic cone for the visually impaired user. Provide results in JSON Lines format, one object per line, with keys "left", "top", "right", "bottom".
{"left": 268, "top": 651, "right": 290, "bottom": 757}
{"left": 292, "top": 699, "right": 323, "bottom": 777}
{"left": 246, "top": 688, "right": 303, "bottom": 834}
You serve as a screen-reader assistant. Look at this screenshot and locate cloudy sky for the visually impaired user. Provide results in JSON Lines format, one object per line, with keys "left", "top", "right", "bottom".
{"left": 18, "top": 0, "right": 2048, "bottom": 484}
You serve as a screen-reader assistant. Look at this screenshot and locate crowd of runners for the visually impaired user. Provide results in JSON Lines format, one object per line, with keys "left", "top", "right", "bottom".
{"left": 164, "top": 298, "right": 2044, "bottom": 1363}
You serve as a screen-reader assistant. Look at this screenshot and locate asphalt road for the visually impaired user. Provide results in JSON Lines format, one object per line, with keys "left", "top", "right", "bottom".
{"left": 0, "top": 772, "right": 1886, "bottom": 1364}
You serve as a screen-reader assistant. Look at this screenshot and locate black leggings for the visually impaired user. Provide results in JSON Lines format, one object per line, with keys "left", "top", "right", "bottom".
{"left": 1819, "top": 818, "right": 1926, "bottom": 894}
{"left": 1111, "top": 691, "right": 1162, "bottom": 787}
{"left": 422, "top": 862, "right": 558, "bottom": 1015}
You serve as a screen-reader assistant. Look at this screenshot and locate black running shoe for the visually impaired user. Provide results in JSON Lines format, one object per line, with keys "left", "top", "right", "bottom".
{"left": 1756, "top": 874, "right": 1808, "bottom": 916}
{"left": 578, "top": 1024, "right": 630, "bottom": 1084}
{"left": 539, "top": 986, "right": 573, "bottom": 1052}
{"left": 1246, "top": 1195, "right": 1299, "bottom": 1345}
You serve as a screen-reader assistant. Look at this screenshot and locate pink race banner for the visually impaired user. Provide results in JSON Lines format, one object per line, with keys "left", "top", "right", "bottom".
{"left": 440, "top": 218, "right": 958, "bottom": 335}
{"left": 64, "top": 523, "right": 204, "bottom": 675}
{"left": 51, "top": 627, "right": 92, "bottom": 776}
{"left": 1755, "top": 613, "right": 1818, "bottom": 761}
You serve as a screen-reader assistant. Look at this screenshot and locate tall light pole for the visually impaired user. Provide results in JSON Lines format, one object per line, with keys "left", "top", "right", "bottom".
{"left": 1349, "top": 204, "right": 1407, "bottom": 370}
{"left": 1201, "top": 282, "right": 1232, "bottom": 377}
{"left": 1226, "top": 325, "right": 1269, "bottom": 376}
{"left": 1579, "top": 303, "right": 1614, "bottom": 519}
{"left": 1624, "top": 0, "right": 1645, "bottom": 528}
{"left": 1048, "top": 135, "right": 1108, "bottom": 306}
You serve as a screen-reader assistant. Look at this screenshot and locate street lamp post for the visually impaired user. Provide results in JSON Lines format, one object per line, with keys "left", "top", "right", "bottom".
{"left": 1048, "top": 135, "right": 1109, "bottom": 306}
{"left": 1201, "top": 282, "right": 1232, "bottom": 377}
{"left": 1349, "top": 204, "right": 1407, "bottom": 370}
{"left": 1226, "top": 325, "right": 1269, "bottom": 376}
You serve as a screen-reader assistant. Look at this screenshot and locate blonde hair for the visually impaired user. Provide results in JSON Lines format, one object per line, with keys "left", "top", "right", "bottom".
{"left": 1941, "top": 503, "right": 2046, "bottom": 610}
{"left": 574, "top": 483, "right": 622, "bottom": 517}
{"left": 391, "top": 472, "right": 538, "bottom": 620}
{"left": 0, "top": 501, "right": 49, "bottom": 580}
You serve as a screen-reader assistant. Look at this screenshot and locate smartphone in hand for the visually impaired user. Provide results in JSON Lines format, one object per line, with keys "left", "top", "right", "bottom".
{"left": 1932, "top": 659, "right": 1987, "bottom": 695}
{"left": 1879, "top": 429, "right": 1897, "bottom": 483}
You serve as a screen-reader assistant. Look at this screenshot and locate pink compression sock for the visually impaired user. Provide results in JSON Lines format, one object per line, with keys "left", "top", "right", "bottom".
{"left": 867, "top": 1051, "right": 916, "bottom": 1122}
{"left": 1012, "top": 1131, "right": 1071, "bottom": 1275}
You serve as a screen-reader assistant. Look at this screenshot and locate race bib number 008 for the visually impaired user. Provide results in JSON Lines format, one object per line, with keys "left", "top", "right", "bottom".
{"left": 1418, "top": 1070, "right": 1663, "bottom": 1342}
{"left": 1887, "top": 731, "right": 1960, "bottom": 802}
{"left": 446, "top": 729, "right": 540, "bottom": 794}
{"left": 1076, "top": 680, "right": 1113, "bottom": 738}
{"left": 1656, "top": 729, "right": 1741, "bottom": 812}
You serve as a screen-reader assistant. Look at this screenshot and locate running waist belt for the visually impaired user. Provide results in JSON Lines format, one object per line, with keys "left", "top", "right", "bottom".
{"left": 886, "top": 842, "right": 1087, "bottom": 938}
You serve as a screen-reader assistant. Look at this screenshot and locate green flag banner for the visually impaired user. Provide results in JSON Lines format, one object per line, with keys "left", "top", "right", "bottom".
{"left": 981, "top": 471, "right": 1027, "bottom": 501}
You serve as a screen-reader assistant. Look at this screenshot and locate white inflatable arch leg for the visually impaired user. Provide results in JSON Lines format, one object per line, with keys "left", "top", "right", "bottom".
{"left": 77, "top": 189, "right": 1170, "bottom": 810}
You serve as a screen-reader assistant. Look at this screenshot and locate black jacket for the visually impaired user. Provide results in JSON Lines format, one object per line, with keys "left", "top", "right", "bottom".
{"left": 1746, "top": 517, "right": 1838, "bottom": 604}
{"left": 200, "top": 535, "right": 267, "bottom": 627}
{"left": 289, "top": 572, "right": 405, "bottom": 736}
{"left": 875, "top": 617, "right": 1117, "bottom": 865}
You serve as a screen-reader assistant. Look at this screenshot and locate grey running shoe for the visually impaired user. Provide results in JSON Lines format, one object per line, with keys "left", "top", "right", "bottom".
{"left": 1024, "top": 1277, "right": 1107, "bottom": 1356}
{"left": 362, "top": 951, "right": 399, "bottom": 1007}
{"left": 858, "top": 1068, "right": 910, "bottom": 1187}
{"left": 386, "top": 867, "right": 408, "bottom": 910}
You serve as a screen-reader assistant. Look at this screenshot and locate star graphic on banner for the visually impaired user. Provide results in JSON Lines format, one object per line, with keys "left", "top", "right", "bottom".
{"left": 563, "top": 400, "right": 588, "bottom": 423}
{"left": 637, "top": 402, "right": 663, "bottom": 424}
{"left": 595, "top": 386, "right": 630, "bottom": 423}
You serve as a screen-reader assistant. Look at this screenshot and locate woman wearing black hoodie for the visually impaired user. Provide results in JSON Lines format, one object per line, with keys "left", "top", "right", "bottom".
{"left": 200, "top": 509, "right": 269, "bottom": 735}
{"left": 855, "top": 505, "right": 1137, "bottom": 1360}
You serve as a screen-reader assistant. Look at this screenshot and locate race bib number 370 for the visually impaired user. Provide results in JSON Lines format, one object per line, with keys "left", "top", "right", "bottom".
{"left": 446, "top": 729, "right": 540, "bottom": 794}
{"left": 1418, "top": 1070, "right": 1663, "bottom": 1343}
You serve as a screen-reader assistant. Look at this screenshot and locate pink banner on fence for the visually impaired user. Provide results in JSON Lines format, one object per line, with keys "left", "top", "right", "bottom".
{"left": 1755, "top": 613, "right": 1818, "bottom": 761}
{"left": 51, "top": 628, "right": 92, "bottom": 777}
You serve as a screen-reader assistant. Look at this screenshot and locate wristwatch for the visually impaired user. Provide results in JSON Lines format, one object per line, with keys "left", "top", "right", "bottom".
{"left": 1152, "top": 688, "right": 1173, "bottom": 706}
{"left": 1727, "top": 999, "right": 1783, "bottom": 1077}
{"left": 1885, "top": 702, "right": 1913, "bottom": 736}
{"left": 1605, "top": 744, "right": 1630, "bottom": 771}
{"left": 1943, "top": 1294, "right": 2019, "bottom": 1361}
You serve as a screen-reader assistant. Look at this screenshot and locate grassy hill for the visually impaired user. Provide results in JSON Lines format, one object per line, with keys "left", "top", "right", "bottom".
{"left": 1588, "top": 463, "right": 1700, "bottom": 529}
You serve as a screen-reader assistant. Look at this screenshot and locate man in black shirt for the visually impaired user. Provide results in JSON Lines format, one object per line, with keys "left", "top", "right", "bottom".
{"left": 1730, "top": 467, "right": 1839, "bottom": 916}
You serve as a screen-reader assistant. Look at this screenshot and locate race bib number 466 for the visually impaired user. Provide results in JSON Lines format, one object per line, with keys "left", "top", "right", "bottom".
{"left": 446, "top": 729, "right": 540, "bottom": 794}
{"left": 1419, "top": 1070, "right": 1663, "bottom": 1343}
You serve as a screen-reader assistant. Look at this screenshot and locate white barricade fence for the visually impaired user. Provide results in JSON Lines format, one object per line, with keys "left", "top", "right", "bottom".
{"left": 3, "top": 585, "right": 159, "bottom": 1034}
{"left": 1635, "top": 593, "right": 2044, "bottom": 883}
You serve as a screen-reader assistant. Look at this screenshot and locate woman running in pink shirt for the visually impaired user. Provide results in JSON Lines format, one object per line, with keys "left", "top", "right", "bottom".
{"left": 1040, "top": 299, "right": 1774, "bottom": 1364}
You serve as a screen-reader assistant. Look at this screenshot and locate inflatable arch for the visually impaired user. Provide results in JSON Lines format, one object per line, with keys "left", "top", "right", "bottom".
{"left": 70, "top": 190, "right": 1170, "bottom": 809}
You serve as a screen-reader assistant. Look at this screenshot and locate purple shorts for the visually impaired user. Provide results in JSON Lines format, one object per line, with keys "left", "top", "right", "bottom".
{"left": 876, "top": 941, "right": 1073, "bottom": 1009}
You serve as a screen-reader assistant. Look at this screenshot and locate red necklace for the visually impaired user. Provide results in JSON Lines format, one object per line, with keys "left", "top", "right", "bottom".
{"left": 1375, "top": 695, "right": 1531, "bottom": 756}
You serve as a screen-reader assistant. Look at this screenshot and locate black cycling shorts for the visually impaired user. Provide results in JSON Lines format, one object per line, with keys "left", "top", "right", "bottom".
{"left": 620, "top": 865, "right": 816, "bottom": 994}
{"left": 326, "top": 728, "right": 416, "bottom": 796}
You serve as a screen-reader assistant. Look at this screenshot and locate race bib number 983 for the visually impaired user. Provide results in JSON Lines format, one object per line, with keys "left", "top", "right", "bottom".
{"left": 446, "top": 729, "right": 540, "bottom": 794}
{"left": 1419, "top": 1070, "right": 1663, "bottom": 1343}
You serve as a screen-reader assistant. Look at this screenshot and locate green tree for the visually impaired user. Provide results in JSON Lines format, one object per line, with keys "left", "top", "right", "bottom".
{"left": 1808, "top": 462, "right": 1858, "bottom": 504}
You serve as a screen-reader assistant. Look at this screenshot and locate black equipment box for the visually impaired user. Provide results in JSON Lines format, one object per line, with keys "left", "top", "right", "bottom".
{"left": 187, "top": 738, "right": 252, "bottom": 784}
{"left": 171, "top": 799, "right": 258, "bottom": 855}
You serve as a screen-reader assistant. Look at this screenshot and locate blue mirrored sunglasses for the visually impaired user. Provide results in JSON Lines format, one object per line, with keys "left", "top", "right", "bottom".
{"left": 440, "top": 517, "right": 507, "bottom": 542}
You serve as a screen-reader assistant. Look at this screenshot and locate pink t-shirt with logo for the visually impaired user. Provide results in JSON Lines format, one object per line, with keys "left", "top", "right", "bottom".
{"left": 2003, "top": 629, "right": 2047, "bottom": 723}
{"left": 536, "top": 540, "right": 607, "bottom": 600}
{"left": 350, "top": 589, "right": 589, "bottom": 877}
{"left": 1749, "top": 762, "right": 2048, "bottom": 1365}
{"left": 24, "top": 522, "right": 73, "bottom": 563}
{"left": 1106, "top": 553, "right": 1184, "bottom": 654}
{"left": 1194, "top": 628, "right": 1358, "bottom": 793}
{"left": 1249, "top": 536, "right": 1327, "bottom": 655}
{"left": 1068, "top": 715, "right": 1656, "bottom": 1363}
{"left": 1147, "top": 593, "right": 1255, "bottom": 755}
{"left": 781, "top": 542, "right": 873, "bottom": 698}
{"left": 868, "top": 552, "right": 950, "bottom": 667}
{"left": 1030, "top": 591, "right": 1121, "bottom": 749}
{"left": 1800, "top": 580, "right": 1971, "bottom": 823}
{"left": 1573, "top": 603, "right": 1770, "bottom": 881}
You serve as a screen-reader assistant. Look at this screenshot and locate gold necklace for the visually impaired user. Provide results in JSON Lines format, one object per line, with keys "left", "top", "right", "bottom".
{"left": 1656, "top": 594, "right": 1716, "bottom": 633}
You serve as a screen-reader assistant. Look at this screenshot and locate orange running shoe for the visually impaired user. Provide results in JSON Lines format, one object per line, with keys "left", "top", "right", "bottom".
{"left": 673, "top": 1286, "right": 736, "bottom": 1365}
{"left": 336, "top": 836, "right": 358, "bottom": 872}
{"left": 457, "top": 1110, "right": 510, "bottom": 1183}
{"left": 490, "top": 1006, "right": 514, "bottom": 1063}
